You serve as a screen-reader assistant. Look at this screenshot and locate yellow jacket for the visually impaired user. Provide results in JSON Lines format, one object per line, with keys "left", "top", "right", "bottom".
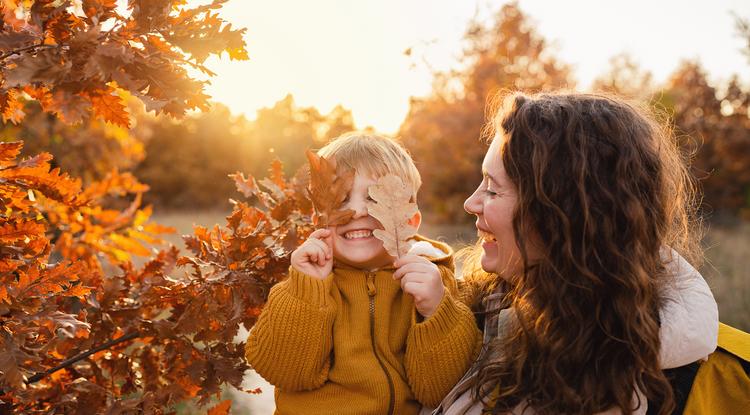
{"left": 245, "top": 236, "right": 482, "bottom": 415}
{"left": 683, "top": 322, "right": 750, "bottom": 415}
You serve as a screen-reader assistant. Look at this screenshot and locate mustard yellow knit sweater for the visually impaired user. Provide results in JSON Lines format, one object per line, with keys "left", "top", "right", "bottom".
{"left": 244, "top": 236, "right": 482, "bottom": 415}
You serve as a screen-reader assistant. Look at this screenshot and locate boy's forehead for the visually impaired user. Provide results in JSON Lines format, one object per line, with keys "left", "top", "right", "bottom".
{"left": 346, "top": 164, "right": 390, "bottom": 184}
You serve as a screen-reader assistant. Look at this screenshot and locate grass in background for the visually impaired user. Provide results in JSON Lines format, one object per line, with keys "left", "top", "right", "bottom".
{"left": 701, "top": 222, "right": 750, "bottom": 332}
{"left": 151, "top": 210, "right": 750, "bottom": 333}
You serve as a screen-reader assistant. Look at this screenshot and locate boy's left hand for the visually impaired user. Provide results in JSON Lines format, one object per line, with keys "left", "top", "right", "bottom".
{"left": 393, "top": 254, "right": 445, "bottom": 318}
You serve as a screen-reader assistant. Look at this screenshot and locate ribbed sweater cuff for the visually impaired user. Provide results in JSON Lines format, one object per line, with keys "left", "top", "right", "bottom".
{"left": 286, "top": 266, "right": 334, "bottom": 307}
{"left": 412, "top": 292, "right": 465, "bottom": 344}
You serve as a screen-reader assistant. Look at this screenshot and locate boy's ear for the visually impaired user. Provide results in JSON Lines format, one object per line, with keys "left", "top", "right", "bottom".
{"left": 408, "top": 210, "right": 422, "bottom": 229}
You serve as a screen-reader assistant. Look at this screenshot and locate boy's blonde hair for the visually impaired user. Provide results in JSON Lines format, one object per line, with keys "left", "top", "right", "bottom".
{"left": 317, "top": 132, "right": 421, "bottom": 200}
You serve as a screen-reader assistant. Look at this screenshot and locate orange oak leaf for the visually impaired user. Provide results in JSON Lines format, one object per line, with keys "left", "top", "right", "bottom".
{"left": 14, "top": 261, "right": 85, "bottom": 300}
{"left": 88, "top": 89, "right": 131, "bottom": 128}
{"left": 0, "top": 89, "right": 25, "bottom": 124}
{"left": 305, "top": 149, "right": 355, "bottom": 227}
{"left": 367, "top": 174, "right": 418, "bottom": 258}
{"left": 229, "top": 171, "right": 259, "bottom": 199}
{"left": 0, "top": 219, "right": 46, "bottom": 244}
{"left": 0, "top": 162, "right": 82, "bottom": 204}
{"left": 0, "top": 141, "right": 24, "bottom": 167}
{"left": 206, "top": 399, "right": 232, "bottom": 415}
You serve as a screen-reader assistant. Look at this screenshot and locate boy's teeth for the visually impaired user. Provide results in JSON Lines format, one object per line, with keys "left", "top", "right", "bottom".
{"left": 344, "top": 230, "right": 372, "bottom": 239}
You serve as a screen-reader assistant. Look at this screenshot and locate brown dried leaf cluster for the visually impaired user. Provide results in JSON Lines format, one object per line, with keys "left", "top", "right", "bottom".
{"left": 367, "top": 174, "right": 418, "bottom": 258}
{"left": 1, "top": 143, "right": 316, "bottom": 413}
{"left": 305, "top": 149, "right": 355, "bottom": 227}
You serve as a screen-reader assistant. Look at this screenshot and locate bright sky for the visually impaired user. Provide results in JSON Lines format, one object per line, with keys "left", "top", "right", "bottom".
{"left": 201, "top": 0, "right": 750, "bottom": 134}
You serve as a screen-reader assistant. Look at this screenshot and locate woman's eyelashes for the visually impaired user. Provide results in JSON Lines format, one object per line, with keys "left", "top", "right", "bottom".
{"left": 484, "top": 180, "right": 499, "bottom": 197}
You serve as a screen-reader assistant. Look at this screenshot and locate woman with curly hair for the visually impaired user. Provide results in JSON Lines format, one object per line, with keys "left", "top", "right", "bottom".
{"left": 429, "top": 92, "right": 718, "bottom": 415}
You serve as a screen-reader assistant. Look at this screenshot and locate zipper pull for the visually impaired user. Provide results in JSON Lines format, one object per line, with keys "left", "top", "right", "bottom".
{"left": 366, "top": 272, "right": 376, "bottom": 296}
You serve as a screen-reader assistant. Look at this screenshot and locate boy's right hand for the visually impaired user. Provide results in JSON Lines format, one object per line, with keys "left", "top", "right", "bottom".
{"left": 290, "top": 229, "right": 334, "bottom": 280}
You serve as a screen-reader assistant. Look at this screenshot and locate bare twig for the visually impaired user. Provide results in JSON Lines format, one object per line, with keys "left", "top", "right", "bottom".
{"left": 735, "top": 13, "right": 750, "bottom": 62}
{"left": 25, "top": 331, "right": 140, "bottom": 385}
{"left": 0, "top": 43, "right": 55, "bottom": 62}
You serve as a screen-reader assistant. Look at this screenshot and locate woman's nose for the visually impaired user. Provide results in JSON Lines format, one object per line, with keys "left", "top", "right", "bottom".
{"left": 464, "top": 189, "right": 481, "bottom": 215}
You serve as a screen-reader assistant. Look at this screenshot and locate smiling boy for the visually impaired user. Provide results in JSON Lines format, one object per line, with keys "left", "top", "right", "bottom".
{"left": 245, "top": 132, "right": 482, "bottom": 415}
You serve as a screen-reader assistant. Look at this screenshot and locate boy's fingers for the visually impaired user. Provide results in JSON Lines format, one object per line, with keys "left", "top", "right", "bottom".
{"left": 309, "top": 228, "right": 332, "bottom": 240}
{"left": 402, "top": 281, "right": 421, "bottom": 296}
{"left": 318, "top": 251, "right": 326, "bottom": 266}
{"left": 393, "top": 263, "right": 433, "bottom": 280}
{"left": 404, "top": 283, "right": 430, "bottom": 303}
{"left": 309, "top": 250, "right": 319, "bottom": 264}
{"left": 309, "top": 239, "right": 331, "bottom": 258}
{"left": 400, "top": 273, "right": 427, "bottom": 291}
{"left": 313, "top": 229, "right": 335, "bottom": 254}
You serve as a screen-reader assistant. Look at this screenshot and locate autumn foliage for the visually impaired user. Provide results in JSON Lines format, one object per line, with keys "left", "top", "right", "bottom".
{"left": 0, "top": 0, "right": 247, "bottom": 127}
{"left": 1, "top": 139, "right": 317, "bottom": 412}
{"left": 0, "top": 0, "right": 300, "bottom": 413}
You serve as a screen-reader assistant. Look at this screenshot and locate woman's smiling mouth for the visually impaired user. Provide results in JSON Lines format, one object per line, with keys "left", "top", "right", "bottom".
{"left": 477, "top": 229, "right": 497, "bottom": 242}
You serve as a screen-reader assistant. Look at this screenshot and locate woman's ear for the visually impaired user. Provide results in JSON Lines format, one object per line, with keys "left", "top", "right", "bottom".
{"left": 408, "top": 210, "right": 422, "bottom": 229}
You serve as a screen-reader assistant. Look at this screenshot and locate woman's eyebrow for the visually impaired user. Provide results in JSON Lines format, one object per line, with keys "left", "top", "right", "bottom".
{"left": 482, "top": 169, "right": 501, "bottom": 186}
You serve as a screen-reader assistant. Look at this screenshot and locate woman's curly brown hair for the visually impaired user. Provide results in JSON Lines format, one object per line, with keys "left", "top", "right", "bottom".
{"left": 470, "top": 91, "right": 702, "bottom": 415}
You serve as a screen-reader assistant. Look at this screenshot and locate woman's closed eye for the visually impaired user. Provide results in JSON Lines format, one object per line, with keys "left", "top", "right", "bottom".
{"left": 484, "top": 182, "right": 499, "bottom": 197}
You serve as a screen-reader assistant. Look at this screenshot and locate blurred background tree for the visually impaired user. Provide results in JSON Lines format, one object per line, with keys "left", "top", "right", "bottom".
{"left": 133, "top": 94, "right": 355, "bottom": 209}
{"left": 658, "top": 62, "right": 750, "bottom": 219}
{"left": 400, "top": 2, "right": 750, "bottom": 223}
{"left": 7, "top": 2, "right": 746, "bottom": 223}
{"left": 399, "top": 3, "right": 573, "bottom": 222}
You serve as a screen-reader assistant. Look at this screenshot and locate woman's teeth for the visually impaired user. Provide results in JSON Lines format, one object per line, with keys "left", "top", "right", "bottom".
{"left": 478, "top": 230, "right": 496, "bottom": 242}
{"left": 344, "top": 230, "right": 373, "bottom": 239}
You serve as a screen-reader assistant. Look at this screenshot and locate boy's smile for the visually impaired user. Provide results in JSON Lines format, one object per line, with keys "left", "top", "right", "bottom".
{"left": 331, "top": 173, "right": 408, "bottom": 270}
{"left": 341, "top": 228, "right": 374, "bottom": 240}
{"left": 330, "top": 173, "right": 389, "bottom": 270}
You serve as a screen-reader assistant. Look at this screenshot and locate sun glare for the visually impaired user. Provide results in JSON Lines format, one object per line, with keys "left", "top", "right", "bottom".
{"left": 195, "top": 0, "right": 749, "bottom": 134}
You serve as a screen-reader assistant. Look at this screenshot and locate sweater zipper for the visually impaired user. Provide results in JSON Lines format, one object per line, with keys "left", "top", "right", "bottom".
{"left": 366, "top": 272, "right": 395, "bottom": 415}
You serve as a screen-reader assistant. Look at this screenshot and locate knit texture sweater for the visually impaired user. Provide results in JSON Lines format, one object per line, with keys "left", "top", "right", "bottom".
{"left": 245, "top": 236, "right": 482, "bottom": 415}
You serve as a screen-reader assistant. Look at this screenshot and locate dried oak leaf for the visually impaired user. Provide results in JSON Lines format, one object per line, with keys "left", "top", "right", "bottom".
{"left": 305, "top": 149, "right": 354, "bottom": 227}
{"left": 0, "top": 332, "right": 37, "bottom": 390}
{"left": 367, "top": 174, "right": 418, "bottom": 258}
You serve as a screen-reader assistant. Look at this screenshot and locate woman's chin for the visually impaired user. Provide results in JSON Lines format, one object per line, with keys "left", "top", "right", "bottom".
{"left": 480, "top": 243, "right": 499, "bottom": 273}
{"left": 480, "top": 257, "right": 497, "bottom": 274}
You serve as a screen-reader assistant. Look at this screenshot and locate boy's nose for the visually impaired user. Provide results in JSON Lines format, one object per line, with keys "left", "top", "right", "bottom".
{"left": 351, "top": 201, "right": 368, "bottom": 218}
